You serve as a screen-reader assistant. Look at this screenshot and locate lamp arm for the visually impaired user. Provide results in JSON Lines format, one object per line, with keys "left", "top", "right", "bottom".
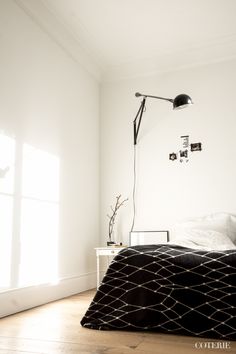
{"left": 133, "top": 98, "right": 146, "bottom": 145}
{"left": 135, "top": 92, "right": 173, "bottom": 103}
{"left": 133, "top": 93, "right": 175, "bottom": 145}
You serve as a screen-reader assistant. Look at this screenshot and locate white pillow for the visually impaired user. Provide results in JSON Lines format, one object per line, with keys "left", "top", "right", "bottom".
{"left": 228, "top": 214, "right": 236, "bottom": 244}
{"left": 171, "top": 229, "right": 236, "bottom": 251}
{"left": 172, "top": 212, "right": 236, "bottom": 245}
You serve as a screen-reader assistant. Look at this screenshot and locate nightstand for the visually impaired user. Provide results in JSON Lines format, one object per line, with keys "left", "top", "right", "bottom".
{"left": 95, "top": 247, "right": 125, "bottom": 289}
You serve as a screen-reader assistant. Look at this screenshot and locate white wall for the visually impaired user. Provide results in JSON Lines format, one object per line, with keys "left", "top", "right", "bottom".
{"left": 0, "top": 0, "right": 99, "bottom": 316}
{"left": 100, "top": 59, "right": 236, "bottom": 246}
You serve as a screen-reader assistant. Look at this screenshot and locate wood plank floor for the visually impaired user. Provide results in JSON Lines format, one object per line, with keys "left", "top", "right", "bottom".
{"left": 0, "top": 289, "right": 235, "bottom": 354}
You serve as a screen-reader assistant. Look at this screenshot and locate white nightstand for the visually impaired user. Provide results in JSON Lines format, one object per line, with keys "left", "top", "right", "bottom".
{"left": 95, "top": 247, "right": 126, "bottom": 289}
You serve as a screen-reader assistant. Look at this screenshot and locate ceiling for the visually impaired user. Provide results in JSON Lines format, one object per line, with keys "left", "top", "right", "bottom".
{"left": 17, "top": 0, "right": 236, "bottom": 81}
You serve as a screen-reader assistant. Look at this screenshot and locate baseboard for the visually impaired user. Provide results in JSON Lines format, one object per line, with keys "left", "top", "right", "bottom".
{"left": 0, "top": 272, "right": 96, "bottom": 318}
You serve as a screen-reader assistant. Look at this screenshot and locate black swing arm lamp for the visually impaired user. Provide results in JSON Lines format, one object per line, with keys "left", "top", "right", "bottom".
{"left": 133, "top": 92, "right": 193, "bottom": 145}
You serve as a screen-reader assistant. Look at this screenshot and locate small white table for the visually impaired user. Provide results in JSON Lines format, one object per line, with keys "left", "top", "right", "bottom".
{"left": 95, "top": 247, "right": 126, "bottom": 289}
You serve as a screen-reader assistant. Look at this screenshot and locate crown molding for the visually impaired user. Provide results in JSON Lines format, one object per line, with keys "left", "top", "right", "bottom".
{"left": 14, "top": 0, "right": 102, "bottom": 81}
{"left": 102, "top": 34, "right": 236, "bottom": 82}
{"left": 13, "top": 0, "right": 236, "bottom": 83}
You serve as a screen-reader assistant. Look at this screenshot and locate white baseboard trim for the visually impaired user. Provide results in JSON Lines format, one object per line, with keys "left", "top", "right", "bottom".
{"left": 0, "top": 272, "right": 96, "bottom": 318}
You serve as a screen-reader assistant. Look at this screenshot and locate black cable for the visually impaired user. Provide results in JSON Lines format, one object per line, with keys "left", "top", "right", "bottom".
{"left": 130, "top": 103, "right": 146, "bottom": 233}
{"left": 130, "top": 144, "right": 137, "bottom": 232}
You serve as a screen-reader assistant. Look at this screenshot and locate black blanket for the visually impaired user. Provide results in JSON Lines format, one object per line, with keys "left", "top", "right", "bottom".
{"left": 81, "top": 245, "right": 236, "bottom": 339}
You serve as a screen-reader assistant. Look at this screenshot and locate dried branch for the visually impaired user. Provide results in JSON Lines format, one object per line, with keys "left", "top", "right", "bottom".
{"left": 107, "top": 195, "right": 128, "bottom": 242}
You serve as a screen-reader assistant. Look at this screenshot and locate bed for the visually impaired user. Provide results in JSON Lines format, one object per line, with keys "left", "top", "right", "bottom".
{"left": 81, "top": 213, "right": 236, "bottom": 340}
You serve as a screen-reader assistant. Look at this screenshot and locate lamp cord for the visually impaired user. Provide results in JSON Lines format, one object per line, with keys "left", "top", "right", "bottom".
{"left": 130, "top": 144, "right": 137, "bottom": 232}
{"left": 130, "top": 103, "right": 146, "bottom": 233}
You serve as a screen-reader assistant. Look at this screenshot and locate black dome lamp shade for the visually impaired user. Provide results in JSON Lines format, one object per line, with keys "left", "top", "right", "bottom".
{"left": 173, "top": 94, "right": 193, "bottom": 110}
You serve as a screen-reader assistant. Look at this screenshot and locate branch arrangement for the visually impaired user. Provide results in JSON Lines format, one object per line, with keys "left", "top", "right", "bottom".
{"left": 107, "top": 195, "right": 128, "bottom": 243}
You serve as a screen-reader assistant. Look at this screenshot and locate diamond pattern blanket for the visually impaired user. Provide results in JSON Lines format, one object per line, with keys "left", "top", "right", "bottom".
{"left": 81, "top": 245, "right": 236, "bottom": 339}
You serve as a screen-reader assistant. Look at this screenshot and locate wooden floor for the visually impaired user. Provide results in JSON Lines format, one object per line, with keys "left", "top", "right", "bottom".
{"left": 0, "top": 289, "right": 235, "bottom": 354}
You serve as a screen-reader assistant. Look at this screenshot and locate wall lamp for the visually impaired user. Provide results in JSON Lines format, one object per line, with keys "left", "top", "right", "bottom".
{"left": 133, "top": 92, "right": 193, "bottom": 145}
{"left": 131, "top": 91, "right": 193, "bottom": 232}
